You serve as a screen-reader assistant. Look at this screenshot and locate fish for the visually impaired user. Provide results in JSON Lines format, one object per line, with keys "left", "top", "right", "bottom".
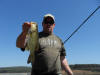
{"left": 25, "top": 22, "right": 39, "bottom": 64}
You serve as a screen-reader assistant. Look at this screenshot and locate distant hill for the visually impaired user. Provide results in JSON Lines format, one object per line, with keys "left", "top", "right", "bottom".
{"left": 0, "top": 66, "right": 31, "bottom": 73}
{"left": 70, "top": 64, "right": 100, "bottom": 72}
{"left": 0, "top": 64, "right": 100, "bottom": 73}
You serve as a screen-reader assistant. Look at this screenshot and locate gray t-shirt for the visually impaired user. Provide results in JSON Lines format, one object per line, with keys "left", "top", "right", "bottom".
{"left": 32, "top": 32, "right": 66, "bottom": 74}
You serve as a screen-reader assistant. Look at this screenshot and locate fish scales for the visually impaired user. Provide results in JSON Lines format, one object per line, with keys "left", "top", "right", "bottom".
{"left": 25, "top": 22, "right": 39, "bottom": 64}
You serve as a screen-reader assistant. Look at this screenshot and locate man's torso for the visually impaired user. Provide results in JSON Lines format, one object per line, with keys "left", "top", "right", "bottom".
{"left": 32, "top": 32, "right": 63, "bottom": 74}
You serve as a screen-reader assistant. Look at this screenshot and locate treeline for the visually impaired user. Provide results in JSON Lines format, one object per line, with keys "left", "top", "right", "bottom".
{"left": 70, "top": 64, "right": 100, "bottom": 72}
{"left": 0, "top": 66, "right": 31, "bottom": 73}
{"left": 0, "top": 64, "right": 100, "bottom": 73}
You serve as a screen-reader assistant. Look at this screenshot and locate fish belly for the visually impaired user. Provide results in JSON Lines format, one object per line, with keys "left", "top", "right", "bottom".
{"left": 27, "top": 32, "right": 38, "bottom": 64}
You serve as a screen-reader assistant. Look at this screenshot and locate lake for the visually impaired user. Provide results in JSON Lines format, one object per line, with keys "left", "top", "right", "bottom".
{"left": 0, "top": 73, "right": 31, "bottom": 75}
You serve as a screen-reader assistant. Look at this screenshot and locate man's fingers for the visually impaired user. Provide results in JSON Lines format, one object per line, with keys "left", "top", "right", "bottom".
{"left": 22, "top": 22, "right": 31, "bottom": 33}
{"left": 23, "top": 22, "right": 31, "bottom": 27}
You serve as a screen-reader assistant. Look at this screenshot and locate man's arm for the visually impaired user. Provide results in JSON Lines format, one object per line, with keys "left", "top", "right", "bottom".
{"left": 16, "top": 22, "right": 31, "bottom": 49}
{"left": 16, "top": 32, "right": 27, "bottom": 48}
{"left": 61, "top": 56, "right": 73, "bottom": 75}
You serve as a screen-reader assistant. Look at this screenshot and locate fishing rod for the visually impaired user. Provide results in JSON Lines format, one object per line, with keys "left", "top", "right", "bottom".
{"left": 64, "top": 6, "right": 100, "bottom": 44}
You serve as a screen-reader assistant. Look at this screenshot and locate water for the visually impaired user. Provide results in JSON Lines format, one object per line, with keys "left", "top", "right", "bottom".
{"left": 0, "top": 73, "right": 31, "bottom": 75}
{"left": 0, "top": 73, "right": 100, "bottom": 75}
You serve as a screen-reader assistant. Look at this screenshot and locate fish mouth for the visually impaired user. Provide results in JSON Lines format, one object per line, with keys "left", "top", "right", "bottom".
{"left": 28, "top": 28, "right": 36, "bottom": 34}
{"left": 29, "top": 30, "right": 36, "bottom": 34}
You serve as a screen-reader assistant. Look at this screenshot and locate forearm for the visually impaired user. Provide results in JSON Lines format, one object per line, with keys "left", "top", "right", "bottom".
{"left": 16, "top": 32, "right": 27, "bottom": 48}
{"left": 61, "top": 56, "right": 73, "bottom": 75}
{"left": 16, "top": 22, "right": 31, "bottom": 49}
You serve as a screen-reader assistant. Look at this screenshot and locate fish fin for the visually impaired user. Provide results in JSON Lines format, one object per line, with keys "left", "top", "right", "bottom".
{"left": 27, "top": 54, "right": 35, "bottom": 64}
{"left": 35, "top": 43, "right": 39, "bottom": 51}
{"left": 25, "top": 34, "right": 30, "bottom": 51}
{"left": 25, "top": 44, "right": 30, "bottom": 51}
{"left": 27, "top": 55, "right": 31, "bottom": 64}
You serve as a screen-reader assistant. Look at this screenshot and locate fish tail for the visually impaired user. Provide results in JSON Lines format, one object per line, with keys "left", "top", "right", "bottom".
{"left": 27, "top": 54, "right": 35, "bottom": 64}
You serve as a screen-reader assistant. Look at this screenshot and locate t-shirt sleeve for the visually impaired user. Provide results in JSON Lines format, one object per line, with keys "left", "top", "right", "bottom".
{"left": 60, "top": 42, "right": 66, "bottom": 56}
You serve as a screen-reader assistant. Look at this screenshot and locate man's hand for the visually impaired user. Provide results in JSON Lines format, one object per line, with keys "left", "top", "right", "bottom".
{"left": 16, "top": 22, "right": 31, "bottom": 49}
{"left": 22, "top": 22, "right": 31, "bottom": 34}
{"left": 61, "top": 56, "right": 73, "bottom": 75}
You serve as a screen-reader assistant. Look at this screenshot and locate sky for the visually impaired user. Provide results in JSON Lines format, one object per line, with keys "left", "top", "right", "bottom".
{"left": 0, "top": 0, "right": 100, "bottom": 67}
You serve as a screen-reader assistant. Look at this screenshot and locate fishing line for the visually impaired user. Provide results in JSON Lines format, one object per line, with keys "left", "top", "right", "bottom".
{"left": 63, "top": 6, "right": 100, "bottom": 44}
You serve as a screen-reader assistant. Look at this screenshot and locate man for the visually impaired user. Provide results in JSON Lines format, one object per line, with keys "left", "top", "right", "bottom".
{"left": 16, "top": 14, "right": 73, "bottom": 75}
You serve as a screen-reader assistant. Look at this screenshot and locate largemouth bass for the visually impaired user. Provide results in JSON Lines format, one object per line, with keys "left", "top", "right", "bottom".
{"left": 25, "top": 22, "right": 39, "bottom": 64}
